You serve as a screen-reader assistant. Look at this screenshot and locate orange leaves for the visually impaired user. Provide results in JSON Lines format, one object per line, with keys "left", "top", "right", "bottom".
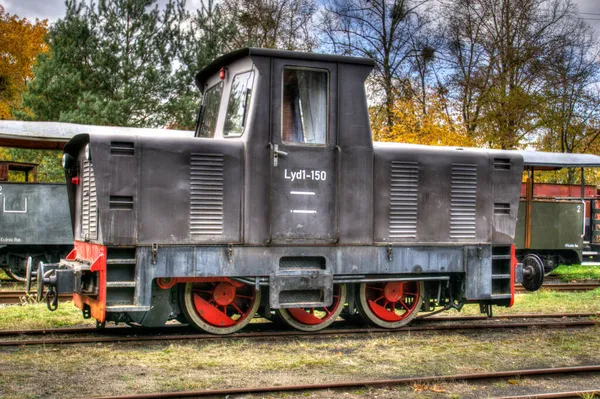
{"left": 371, "top": 94, "right": 475, "bottom": 148}
{"left": 0, "top": 6, "right": 48, "bottom": 119}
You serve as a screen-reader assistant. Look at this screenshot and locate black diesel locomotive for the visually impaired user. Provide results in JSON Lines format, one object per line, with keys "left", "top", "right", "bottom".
{"left": 38, "top": 49, "right": 542, "bottom": 334}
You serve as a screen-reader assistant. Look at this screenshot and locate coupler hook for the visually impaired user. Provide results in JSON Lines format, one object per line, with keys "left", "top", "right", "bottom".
{"left": 46, "top": 287, "right": 59, "bottom": 312}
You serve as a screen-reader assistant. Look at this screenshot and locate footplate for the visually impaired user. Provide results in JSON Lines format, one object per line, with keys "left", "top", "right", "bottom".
{"left": 269, "top": 270, "right": 333, "bottom": 309}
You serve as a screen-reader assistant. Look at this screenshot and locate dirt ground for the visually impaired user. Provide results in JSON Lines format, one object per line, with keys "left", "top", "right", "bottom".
{"left": 0, "top": 325, "right": 599, "bottom": 398}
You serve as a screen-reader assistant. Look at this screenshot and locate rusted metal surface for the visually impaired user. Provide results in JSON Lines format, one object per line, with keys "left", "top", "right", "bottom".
{"left": 1, "top": 312, "right": 596, "bottom": 337}
{"left": 1, "top": 319, "right": 597, "bottom": 347}
{"left": 515, "top": 283, "right": 600, "bottom": 292}
{"left": 87, "top": 365, "right": 600, "bottom": 399}
{"left": 495, "top": 389, "right": 600, "bottom": 399}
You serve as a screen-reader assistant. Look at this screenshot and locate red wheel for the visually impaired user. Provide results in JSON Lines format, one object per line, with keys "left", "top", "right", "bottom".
{"left": 181, "top": 280, "right": 260, "bottom": 334}
{"left": 357, "top": 280, "right": 423, "bottom": 328}
{"left": 277, "top": 284, "right": 347, "bottom": 331}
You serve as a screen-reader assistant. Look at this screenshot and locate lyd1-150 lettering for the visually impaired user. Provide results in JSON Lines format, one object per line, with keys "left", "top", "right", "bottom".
{"left": 284, "top": 169, "right": 327, "bottom": 182}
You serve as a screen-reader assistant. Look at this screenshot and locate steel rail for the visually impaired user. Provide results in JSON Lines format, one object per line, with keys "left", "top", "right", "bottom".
{"left": 86, "top": 365, "right": 600, "bottom": 399}
{"left": 1, "top": 312, "right": 596, "bottom": 337}
{"left": 515, "top": 283, "right": 600, "bottom": 292}
{"left": 1, "top": 319, "right": 597, "bottom": 347}
{"left": 495, "top": 390, "right": 600, "bottom": 399}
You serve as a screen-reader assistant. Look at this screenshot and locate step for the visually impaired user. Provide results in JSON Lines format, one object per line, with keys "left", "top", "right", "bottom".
{"left": 106, "top": 281, "right": 136, "bottom": 288}
{"left": 583, "top": 251, "right": 598, "bottom": 256}
{"left": 491, "top": 294, "right": 512, "bottom": 300}
{"left": 491, "top": 274, "right": 511, "bottom": 280}
{"left": 492, "top": 254, "right": 511, "bottom": 260}
{"left": 107, "top": 259, "right": 137, "bottom": 265}
{"left": 582, "top": 262, "right": 600, "bottom": 266}
{"left": 106, "top": 305, "right": 151, "bottom": 312}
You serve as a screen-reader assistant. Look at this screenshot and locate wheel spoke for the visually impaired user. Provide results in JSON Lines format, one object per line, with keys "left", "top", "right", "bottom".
{"left": 231, "top": 302, "right": 243, "bottom": 315}
{"left": 399, "top": 300, "right": 410, "bottom": 311}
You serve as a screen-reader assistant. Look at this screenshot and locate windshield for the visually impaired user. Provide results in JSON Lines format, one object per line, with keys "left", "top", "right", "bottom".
{"left": 197, "top": 82, "right": 223, "bottom": 138}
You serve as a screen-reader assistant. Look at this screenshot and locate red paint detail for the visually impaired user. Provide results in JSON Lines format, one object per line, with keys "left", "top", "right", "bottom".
{"left": 65, "top": 249, "right": 77, "bottom": 261}
{"left": 509, "top": 244, "right": 517, "bottom": 307}
{"left": 285, "top": 285, "right": 344, "bottom": 325}
{"left": 193, "top": 293, "right": 236, "bottom": 327}
{"left": 383, "top": 282, "right": 403, "bottom": 302}
{"left": 219, "top": 67, "right": 226, "bottom": 80}
{"left": 365, "top": 281, "right": 420, "bottom": 323}
{"left": 156, "top": 278, "right": 175, "bottom": 289}
{"left": 368, "top": 299, "right": 402, "bottom": 322}
{"left": 156, "top": 277, "right": 245, "bottom": 289}
{"left": 213, "top": 283, "right": 236, "bottom": 306}
{"left": 71, "top": 177, "right": 80, "bottom": 185}
{"left": 288, "top": 309, "right": 326, "bottom": 325}
{"left": 71, "top": 241, "right": 107, "bottom": 323}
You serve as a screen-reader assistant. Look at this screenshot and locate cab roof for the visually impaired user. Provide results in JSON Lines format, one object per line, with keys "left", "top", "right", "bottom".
{"left": 195, "top": 48, "right": 376, "bottom": 90}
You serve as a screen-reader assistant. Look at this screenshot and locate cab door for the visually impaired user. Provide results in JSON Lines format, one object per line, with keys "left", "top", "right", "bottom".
{"left": 269, "top": 61, "right": 338, "bottom": 244}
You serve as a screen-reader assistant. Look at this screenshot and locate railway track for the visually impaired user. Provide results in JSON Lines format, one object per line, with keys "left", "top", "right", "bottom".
{"left": 0, "top": 281, "right": 598, "bottom": 305}
{"left": 0, "top": 315, "right": 597, "bottom": 347}
{"left": 515, "top": 282, "right": 600, "bottom": 292}
{"left": 82, "top": 364, "right": 600, "bottom": 399}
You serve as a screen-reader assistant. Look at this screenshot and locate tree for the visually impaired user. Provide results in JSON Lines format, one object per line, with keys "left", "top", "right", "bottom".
{"left": 221, "top": 0, "right": 318, "bottom": 51}
{"left": 23, "top": 0, "right": 196, "bottom": 128}
{"left": 371, "top": 92, "right": 474, "bottom": 146}
{"left": 440, "top": 0, "right": 579, "bottom": 149}
{"left": 322, "top": 0, "right": 431, "bottom": 131}
{"left": 0, "top": 6, "right": 47, "bottom": 119}
{"left": 537, "top": 20, "right": 600, "bottom": 155}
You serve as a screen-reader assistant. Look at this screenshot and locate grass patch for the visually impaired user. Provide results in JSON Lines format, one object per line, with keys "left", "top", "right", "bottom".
{"left": 448, "top": 288, "right": 600, "bottom": 316}
{"left": 552, "top": 265, "right": 600, "bottom": 282}
{"left": 0, "top": 302, "right": 94, "bottom": 330}
{"left": 0, "top": 269, "right": 11, "bottom": 281}
{"left": 0, "top": 328, "right": 599, "bottom": 398}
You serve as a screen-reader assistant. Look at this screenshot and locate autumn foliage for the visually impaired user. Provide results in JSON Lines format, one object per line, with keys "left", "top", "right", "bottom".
{"left": 0, "top": 6, "right": 47, "bottom": 119}
{"left": 371, "top": 94, "right": 475, "bottom": 147}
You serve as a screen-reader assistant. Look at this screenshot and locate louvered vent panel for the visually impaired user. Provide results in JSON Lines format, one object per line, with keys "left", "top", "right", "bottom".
{"left": 389, "top": 161, "right": 419, "bottom": 239}
{"left": 81, "top": 159, "right": 98, "bottom": 240}
{"left": 190, "top": 153, "right": 224, "bottom": 235}
{"left": 450, "top": 163, "right": 477, "bottom": 239}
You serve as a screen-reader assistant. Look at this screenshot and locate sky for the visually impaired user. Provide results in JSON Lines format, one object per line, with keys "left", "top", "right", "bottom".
{"left": 0, "top": 0, "right": 600, "bottom": 30}
{"left": 3, "top": 0, "right": 600, "bottom": 33}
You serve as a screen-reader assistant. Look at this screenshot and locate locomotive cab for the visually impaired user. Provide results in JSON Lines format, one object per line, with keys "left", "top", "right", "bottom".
{"left": 37, "top": 48, "right": 551, "bottom": 333}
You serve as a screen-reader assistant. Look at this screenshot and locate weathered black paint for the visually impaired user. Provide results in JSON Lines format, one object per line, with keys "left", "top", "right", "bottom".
{"left": 58, "top": 49, "right": 525, "bottom": 324}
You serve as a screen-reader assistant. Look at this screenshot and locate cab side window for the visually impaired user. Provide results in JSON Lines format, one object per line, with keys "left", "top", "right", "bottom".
{"left": 224, "top": 71, "right": 254, "bottom": 137}
{"left": 197, "top": 82, "right": 223, "bottom": 138}
{"left": 282, "top": 68, "right": 328, "bottom": 145}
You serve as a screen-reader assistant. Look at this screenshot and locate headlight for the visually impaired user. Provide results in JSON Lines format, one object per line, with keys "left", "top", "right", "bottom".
{"left": 85, "top": 144, "right": 91, "bottom": 161}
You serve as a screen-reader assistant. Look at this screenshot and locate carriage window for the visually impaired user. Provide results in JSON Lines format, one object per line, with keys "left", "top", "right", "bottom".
{"left": 197, "top": 82, "right": 223, "bottom": 138}
{"left": 282, "top": 68, "right": 328, "bottom": 144}
{"left": 224, "top": 71, "right": 254, "bottom": 137}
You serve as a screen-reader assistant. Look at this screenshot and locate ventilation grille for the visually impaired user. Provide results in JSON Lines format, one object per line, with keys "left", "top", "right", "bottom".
{"left": 450, "top": 163, "right": 477, "bottom": 239}
{"left": 389, "top": 161, "right": 419, "bottom": 239}
{"left": 494, "top": 202, "right": 511, "bottom": 215}
{"left": 110, "top": 196, "right": 134, "bottom": 210}
{"left": 190, "top": 153, "right": 224, "bottom": 235}
{"left": 494, "top": 158, "right": 511, "bottom": 170}
{"left": 82, "top": 159, "right": 98, "bottom": 240}
{"left": 110, "top": 141, "right": 135, "bottom": 156}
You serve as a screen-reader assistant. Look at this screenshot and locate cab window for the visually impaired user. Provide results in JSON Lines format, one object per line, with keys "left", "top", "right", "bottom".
{"left": 282, "top": 68, "right": 328, "bottom": 145}
{"left": 197, "top": 82, "right": 223, "bottom": 138}
{"left": 224, "top": 71, "right": 254, "bottom": 137}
